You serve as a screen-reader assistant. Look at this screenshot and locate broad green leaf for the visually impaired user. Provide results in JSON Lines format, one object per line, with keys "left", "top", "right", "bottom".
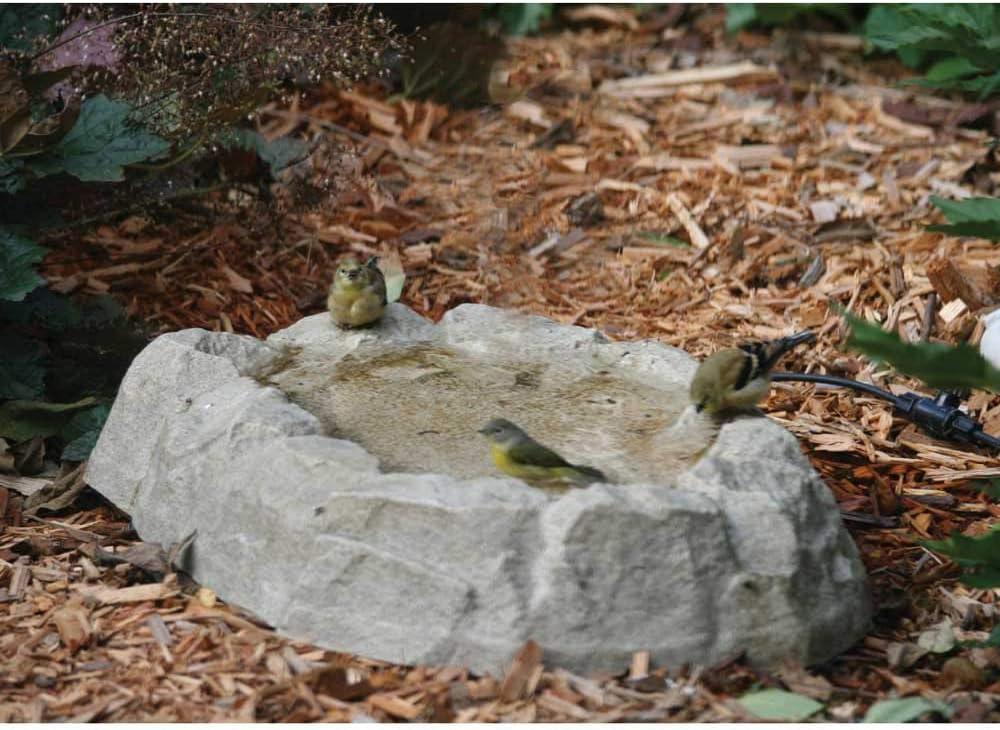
{"left": 0, "top": 227, "right": 45, "bottom": 301}
{"left": 25, "top": 95, "right": 170, "bottom": 182}
{"left": 843, "top": 310, "right": 1000, "bottom": 392}
{"left": 862, "top": 4, "right": 1000, "bottom": 96}
{"left": 0, "top": 396, "right": 97, "bottom": 442}
{"left": 219, "top": 129, "right": 309, "bottom": 175}
{"left": 923, "top": 527, "right": 1000, "bottom": 588}
{"left": 737, "top": 689, "right": 823, "bottom": 721}
{"left": 925, "top": 56, "right": 981, "bottom": 82}
{"left": 0, "top": 332, "right": 47, "bottom": 399}
{"left": 928, "top": 195, "right": 1000, "bottom": 240}
{"left": 60, "top": 402, "right": 111, "bottom": 461}
{"left": 863, "top": 697, "right": 952, "bottom": 723}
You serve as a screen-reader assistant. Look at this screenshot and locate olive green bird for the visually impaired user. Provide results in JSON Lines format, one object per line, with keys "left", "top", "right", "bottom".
{"left": 690, "top": 330, "right": 815, "bottom": 414}
{"left": 328, "top": 257, "right": 387, "bottom": 328}
{"left": 478, "top": 418, "right": 607, "bottom": 487}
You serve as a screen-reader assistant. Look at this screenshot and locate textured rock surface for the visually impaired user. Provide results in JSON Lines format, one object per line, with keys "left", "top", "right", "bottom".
{"left": 87, "top": 303, "right": 871, "bottom": 675}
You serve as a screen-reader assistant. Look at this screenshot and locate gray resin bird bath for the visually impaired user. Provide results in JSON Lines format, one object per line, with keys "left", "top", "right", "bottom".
{"left": 87, "top": 303, "right": 871, "bottom": 675}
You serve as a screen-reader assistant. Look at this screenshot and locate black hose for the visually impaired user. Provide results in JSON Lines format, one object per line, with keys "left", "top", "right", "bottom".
{"left": 771, "top": 371, "right": 1000, "bottom": 453}
{"left": 772, "top": 371, "right": 899, "bottom": 405}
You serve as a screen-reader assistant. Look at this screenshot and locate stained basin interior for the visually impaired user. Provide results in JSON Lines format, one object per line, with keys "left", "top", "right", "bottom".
{"left": 262, "top": 342, "right": 700, "bottom": 483}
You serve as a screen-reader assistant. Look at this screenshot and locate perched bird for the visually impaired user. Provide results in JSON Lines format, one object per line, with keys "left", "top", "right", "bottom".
{"left": 478, "top": 418, "right": 607, "bottom": 487}
{"left": 328, "top": 257, "right": 387, "bottom": 327}
{"left": 690, "top": 331, "right": 816, "bottom": 414}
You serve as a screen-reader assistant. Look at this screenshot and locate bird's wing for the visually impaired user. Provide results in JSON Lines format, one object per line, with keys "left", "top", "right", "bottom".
{"left": 368, "top": 266, "right": 388, "bottom": 306}
{"left": 726, "top": 348, "right": 757, "bottom": 390}
{"left": 507, "top": 440, "right": 574, "bottom": 468}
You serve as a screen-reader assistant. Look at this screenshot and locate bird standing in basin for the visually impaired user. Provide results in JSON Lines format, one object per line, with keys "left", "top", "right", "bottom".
{"left": 328, "top": 257, "right": 387, "bottom": 327}
{"left": 690, "top": 330, "right": 815, "bottom": 414}
{"left": 478, "top": 418, "right": 607, "bottom": 487}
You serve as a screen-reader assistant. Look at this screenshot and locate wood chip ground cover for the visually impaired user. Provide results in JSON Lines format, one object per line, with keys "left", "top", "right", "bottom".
{"left": 4, "top": 7, "right": 1000, "bottom": 722}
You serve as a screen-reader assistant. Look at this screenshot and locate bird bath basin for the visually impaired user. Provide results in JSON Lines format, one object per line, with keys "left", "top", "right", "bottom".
{"left": 87, "top": 303, "right": 871, "bottom": 675}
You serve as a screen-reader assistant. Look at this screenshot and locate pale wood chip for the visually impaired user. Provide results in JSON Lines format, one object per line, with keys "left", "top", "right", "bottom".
{"left": 369, "top": 693, "right": 421, "bottom": 720}
{"left": 598, "top": 61, "right": 777, "bottom": 97}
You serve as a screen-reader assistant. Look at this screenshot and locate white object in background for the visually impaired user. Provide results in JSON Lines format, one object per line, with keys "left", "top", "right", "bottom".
{"left": 980, "top": 308, "right": 1000, "bottom": 370}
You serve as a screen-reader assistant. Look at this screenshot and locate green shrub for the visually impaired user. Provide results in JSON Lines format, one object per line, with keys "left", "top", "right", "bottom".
{"left": 864, "top": 4, "right": 1000, "bottom": 97}
{"left": 1, "top": 5, "right": 401, "bottom": 468}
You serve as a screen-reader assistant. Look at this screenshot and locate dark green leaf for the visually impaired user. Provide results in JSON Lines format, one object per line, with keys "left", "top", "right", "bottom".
{"left": 863, "top": 697, "right": 952, "bottom": 723}
{"left": 0, "top": 286, "right": 80, "bottom": 331}
{"left": 60, "top": 402, "right": 111, "bottom": 461}
{"left": 971, "top": 478, "right": 1000, "bottom": 500}
{"left": 0, "top": 332, "right": 47, "bottom": 399}
{"left": 725, "top": 4, "right": 758, "bottom": 32}
{"left": 843, "top": 310, "right": 1000, "bottom": 392}
{"left": 0, "top": 4, "right": 61, "bottom": 50}
{"left": 25, "top": 95, "right": 170, "bottom": 182}
{"left": 728, "top": 3, "right": 854, "bottom": 32}
{"left": 925, "top": 56, "right": 982, "bottom": 82}
{"left": 0, "top": 227, "right": 46, "bottom": 302}
{"left": 0, "top": 157, "right": 25, "bottom": 194}
{"left": 495, "top": 4, "right": 553, "bottom": 36}
{"left": 922, "top": 527, "right": 1000, "bottom": 588}
{"left": 737, "top": 689, "right": 824, "bottom": 721}
{"left": 219, "top": 129, "right": 309, "bottom": 175}
{"left": 863, "top": 4, "right": 1000, "bottom": 97}
{"left": 928, "top": 195, "right": 1000, "bottom": 240}
{"left": 0, "top": 396, "right": 97, "bottom": 442}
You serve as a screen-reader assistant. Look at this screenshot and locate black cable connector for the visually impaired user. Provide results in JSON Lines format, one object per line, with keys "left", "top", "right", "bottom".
{"left": 771, "top": 371, "right": 1000, "bottom": 453}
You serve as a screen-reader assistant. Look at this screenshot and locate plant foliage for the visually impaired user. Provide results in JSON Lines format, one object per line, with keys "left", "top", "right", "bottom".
{"left": 727, "top": 4, "right": 854, "bottom": 33}
{"left": 0, "top": 4, "right": 402, "bottom": 467}
{"left": 493, "top": 4, "right": 553, "bottom": 36}
{"left": 843, "top": 310, "right": 1000, "bottom": 392}
{"left": 928, "top": 195, "right": 1000, "bottom": 241}
{"left": 864, "top": 4, "right": 1000, "bottom": 97}
{"left": 737, "top": 689, "right": 823, "bottom": 721}
{"left": 863, "top": 697, "right": 953, "bottom": 723}
{"left": 922, "top": 527, "right": 1000, "bottom": 589}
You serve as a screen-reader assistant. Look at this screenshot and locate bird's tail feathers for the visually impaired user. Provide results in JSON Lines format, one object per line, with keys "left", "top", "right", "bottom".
{"left": 570, "top": 464, "right": 607, "bottom": 483}
{"left": 757, "top": 329, "right": 815, "bottom": 370}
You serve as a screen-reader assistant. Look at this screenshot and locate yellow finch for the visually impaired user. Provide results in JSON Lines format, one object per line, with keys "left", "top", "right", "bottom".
{"left": 328, "top": 257, "right": 387, "bottom": 328}
{"left": 478, "top": 418, "right": 607, "bottom": 487}
{"left": 690, "top": 331, "right": 815, "bottom": 414}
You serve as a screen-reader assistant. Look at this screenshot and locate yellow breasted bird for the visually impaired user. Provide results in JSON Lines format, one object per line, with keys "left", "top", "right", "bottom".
{"left": 328, "top": 257, "right": 387, "bottom": 328}
{"left": 478, "top": 418, "right": 607, "bottom": 487}
{"left": 690, "top": 330, "right": 815, "bottom": 414}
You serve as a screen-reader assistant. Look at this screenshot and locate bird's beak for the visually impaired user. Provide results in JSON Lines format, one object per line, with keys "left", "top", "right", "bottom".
{"left": 695, "top": 401, "right": 706, "bottom": 413}
{"left": 477, "top": 427, "right": 489, "bottom": 435}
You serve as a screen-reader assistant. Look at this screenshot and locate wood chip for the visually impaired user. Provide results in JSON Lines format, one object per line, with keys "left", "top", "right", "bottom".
{"left": 78, "top": 581, "right": 176, "bottom": 605}
{"left": 369, "top": 693, "right": 421, "bottom": 720}
{"left": 52, "top": 603, "right": 92, "bottom": 653}
{"left": 598, "top": 61, "right": 777, "bottom": 98}
{"left": 498, "top": 639, "right": 543, "bottom": 702}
